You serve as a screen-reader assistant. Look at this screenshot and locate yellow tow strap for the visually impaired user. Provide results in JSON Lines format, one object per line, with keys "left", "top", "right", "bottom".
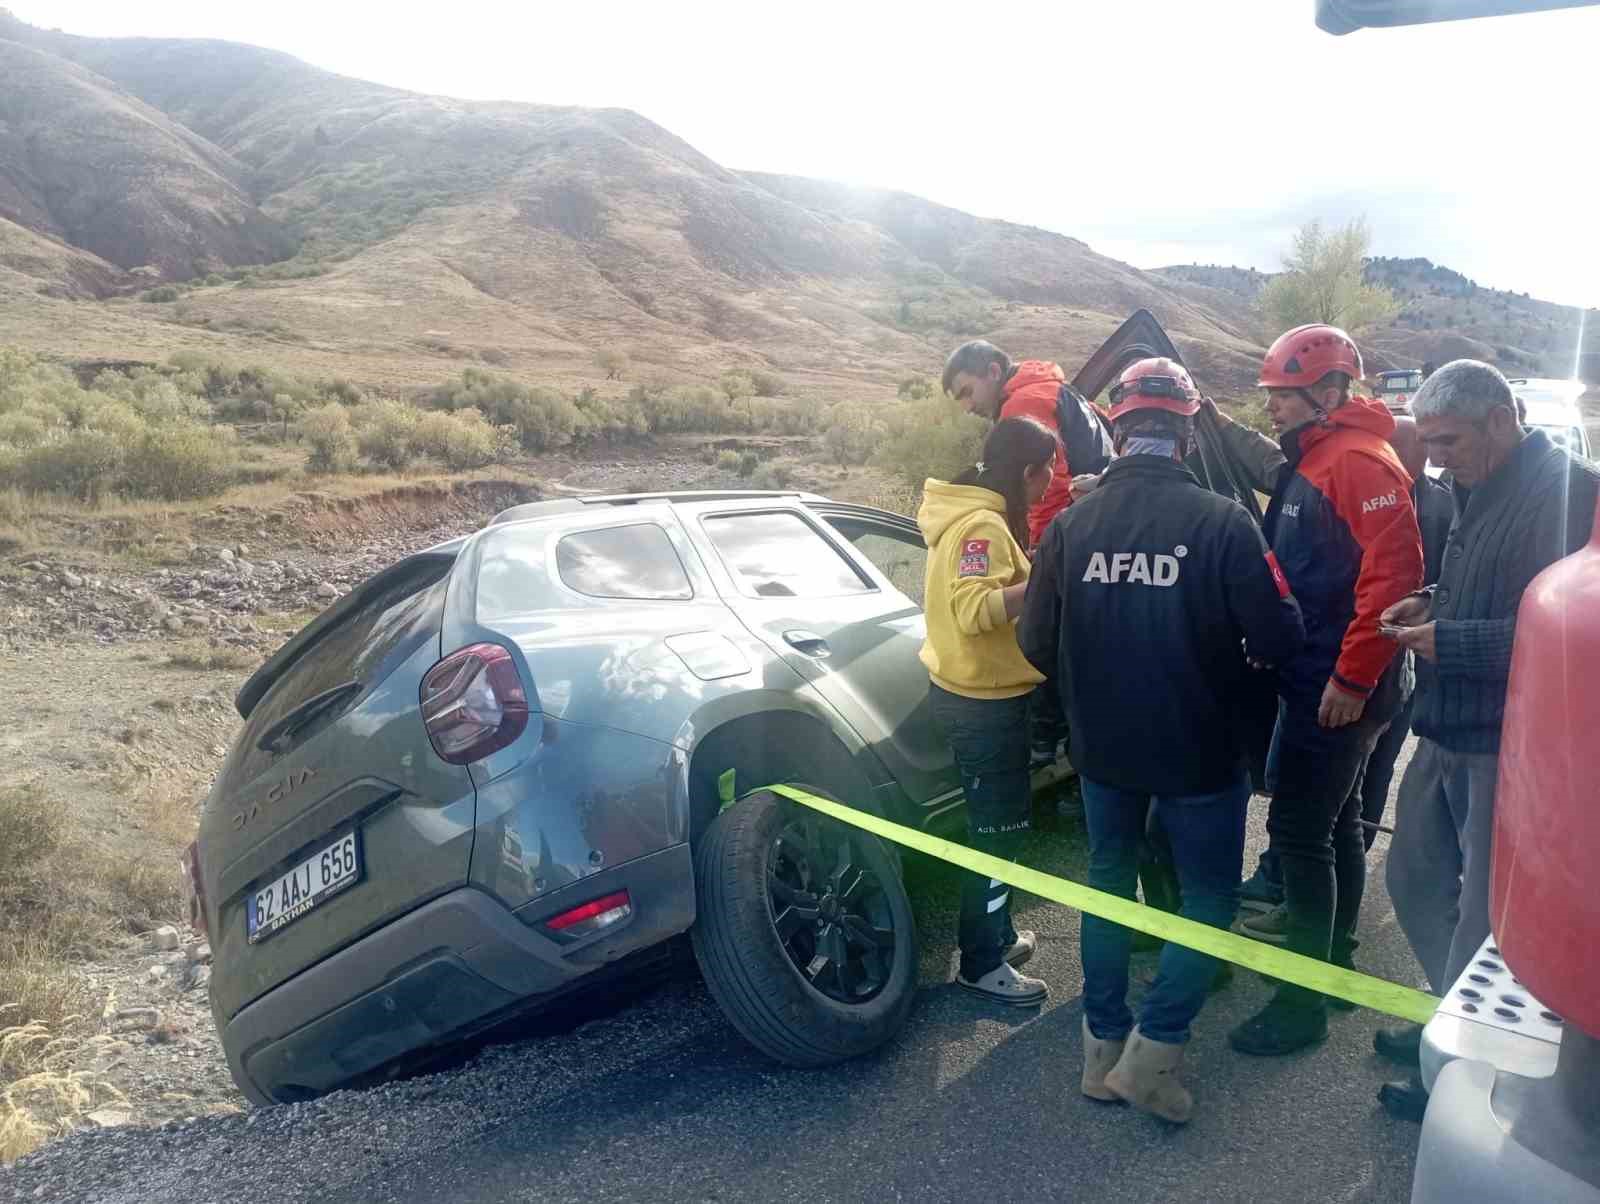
{"left": 763, "top": 783, "right": 1438, "bottom": 1025}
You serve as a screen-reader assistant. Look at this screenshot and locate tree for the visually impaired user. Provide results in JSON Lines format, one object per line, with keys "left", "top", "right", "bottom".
{"left": 1258, "top": 218, "right": 1400, "bottom": 335}
{"left": 595, "top": 348, "right": 629, "bottom": 381}
{"left": 719, "top": 370, "right": 755, "bottom": 405}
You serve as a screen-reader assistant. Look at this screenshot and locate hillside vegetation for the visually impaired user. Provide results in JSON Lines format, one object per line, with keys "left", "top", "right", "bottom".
{"left": 0, "top": 9, "right": 1264, "bottom": 404}
{"left": 0, "top": 8, "right": 1592, "bottom": 448}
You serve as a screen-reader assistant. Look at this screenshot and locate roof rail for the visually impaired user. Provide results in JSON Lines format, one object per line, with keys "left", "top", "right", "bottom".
{"left": 577, "top": 489, "right": 820, "bottom": 506}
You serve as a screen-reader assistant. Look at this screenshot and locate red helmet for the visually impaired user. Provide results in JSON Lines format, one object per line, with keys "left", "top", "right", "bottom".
{"left": 1258, "top": 324, "right": 1363, "bottom": 389}
{"left": 1108, "top": 357, "right": 1200, "bottom": 422}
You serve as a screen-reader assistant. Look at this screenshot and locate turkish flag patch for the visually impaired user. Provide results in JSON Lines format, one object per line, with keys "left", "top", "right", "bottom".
{"left": 1264, "top": 550, "right": 1290, "bottom": 599}
{"left": 958, "top": 538, "right": 991, "bottom": 578}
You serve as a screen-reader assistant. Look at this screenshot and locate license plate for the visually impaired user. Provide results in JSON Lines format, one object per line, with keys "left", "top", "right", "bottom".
{"left": 247, "top": 830, "right": 362, "bottom": 944}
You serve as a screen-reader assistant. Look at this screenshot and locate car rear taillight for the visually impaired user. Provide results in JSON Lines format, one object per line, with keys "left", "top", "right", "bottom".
{"left": 420, "top": 643, "right": 530, "bottom": 764}
{"left": 181, "top": 838, "right": 208, "bottom": 941}
{"left": 545, "top": 890, "right": 632, "bottom": 937}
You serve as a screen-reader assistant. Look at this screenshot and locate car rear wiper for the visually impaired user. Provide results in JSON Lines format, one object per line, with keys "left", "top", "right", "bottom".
{"left": 256, "top": 681, "right": 364, "bottom": 754}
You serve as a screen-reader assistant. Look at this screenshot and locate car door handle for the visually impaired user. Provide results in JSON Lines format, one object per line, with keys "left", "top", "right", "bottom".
{"left": 782, "top": 630, "right": 831, "bottom": 658}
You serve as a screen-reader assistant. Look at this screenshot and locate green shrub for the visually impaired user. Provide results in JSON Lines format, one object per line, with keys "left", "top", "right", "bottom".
{"left": 0, "top": 412, "right": 49, "bottom": 450}
{"left": 121, "top": 423, "right": 238, "bottom": 500}
{"left": 737, "top": 451, "right": 759, "bottom": 477}
{"left": 719, "top": 370, "right": 755, "bottom": 404}
{"left": 352, "top": 400, "right": 420, "bottom": 469}
{"left": 574, "top": 393, "right": 649, "bottom": 443}
{"left": 873, "top": 393, "right": 987, "bottom": 486}
{"left": 13, "top": 432, "right": 125, "bottom": 502}
{"left": 748, "top": 395, "right": 825, "bottom": 435}
{"left": 299, "top": 404, "right": 357, "bottom": 473}
{"left": 823, "top": 408, "right": 886, "bottom": 466}
{"left": 751, "top": 462, "right": 795, "bottom": 490}
{"left": 716, "top": 449, "right": 743, "bottom": 473}
{"left": 500, "top": 390, "right": 581, "bottom": 452}
{"left": 639, "top": 386, "right": 740, "bottom": 434}
{"left": 140, "top": 285, "right": 181, "bottom": 303}
{"left": 412, "top": 408, "right": 499, "bottom": 469}
{"left": 749, "top": 370, "right": 787, "bottom": 398}
{"left": 897, "top": 376, "right": 935, "bottom": 401}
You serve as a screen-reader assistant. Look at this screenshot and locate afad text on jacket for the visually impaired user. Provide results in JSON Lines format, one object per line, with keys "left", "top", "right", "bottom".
{"left": 1262, "top": 396, "right": 1423, "bottom": 713}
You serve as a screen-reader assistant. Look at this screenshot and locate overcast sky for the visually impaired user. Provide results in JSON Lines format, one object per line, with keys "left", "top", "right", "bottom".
{"left": 11, "top": 0, "right": 1599, "bottom": 308}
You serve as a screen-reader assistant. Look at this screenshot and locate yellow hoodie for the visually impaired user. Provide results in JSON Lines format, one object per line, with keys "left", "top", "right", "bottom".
{"left": 916, "top": 480, "right": 1045, "bottom": 700}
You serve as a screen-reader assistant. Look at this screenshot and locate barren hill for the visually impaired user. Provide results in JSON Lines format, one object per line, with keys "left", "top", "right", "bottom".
{"left": 0, "top": 38, "right": 292, "bottom": 281}
{"left": 0, "top": 9, "right": 1589, "bottom": 402}
{"left": 1157, "top": 260, "right": 1597, "bottom": 382}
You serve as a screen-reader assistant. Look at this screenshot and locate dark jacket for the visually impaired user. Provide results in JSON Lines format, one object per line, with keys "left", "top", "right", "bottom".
{"left": 1415, "top": 473, "right": 1454, "bottom": 587}
{"left": 1414, "top": 430, "right": 1600, "bottom": 754}
{"left": 1217, "top": 399, "right": 1424, "bottom": 714}
{"left": 1018, "top": 455, "right": 1304, "bottom": 796}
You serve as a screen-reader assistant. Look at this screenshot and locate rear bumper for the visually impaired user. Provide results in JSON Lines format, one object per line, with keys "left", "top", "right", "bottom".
{"left": 221, "top": 842, "right": 694, "bottom": 1104}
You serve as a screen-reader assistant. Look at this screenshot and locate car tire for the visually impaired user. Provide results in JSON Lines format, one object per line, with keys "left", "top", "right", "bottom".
{"left": 690, "top": 784, "right": 918, "bottom": 1067}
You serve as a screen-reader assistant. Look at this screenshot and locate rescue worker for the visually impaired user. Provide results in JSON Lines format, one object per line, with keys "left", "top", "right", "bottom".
{"left": 1204, "top": 325, "right": 1424, "bottom": 1057}
{"left": 1018, "top": 358, "right": 1304, "bottom": 1122}
{"left": 917, "top": 417, "right": 1058, "bottom": 1006}
{"left": 941, "top": 340, "right": 1109, "bottom": 766}
{"left": 1230, "top": 407, "right": 1454, "bottom": 911}
{"left": 941, "top": 340, "right": 1112, "bottom": 548}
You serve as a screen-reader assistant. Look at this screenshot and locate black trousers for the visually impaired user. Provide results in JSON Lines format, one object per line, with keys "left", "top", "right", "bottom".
{"left": 928, "top": 685, "right": 1031, "bottom": 980}
{"left": 1265, "top": 700, "right": 1383, "bottom": 1004}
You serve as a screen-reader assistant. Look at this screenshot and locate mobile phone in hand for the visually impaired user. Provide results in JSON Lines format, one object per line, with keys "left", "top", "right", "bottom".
{"left": 1378, "top": 622, "right": 1408, "bottom": 639}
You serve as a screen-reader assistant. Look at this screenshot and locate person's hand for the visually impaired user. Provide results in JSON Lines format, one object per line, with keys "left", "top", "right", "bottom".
{"left": 1242, "top": 639, "right": 1273, "bottom": 671}
{"left": 1070, "top": 473, "right": 1101, "bottom": 499}
{"left": 1318, "top": 678, "right": 1367, "bottom": 728}
{"left": 1381, "top": 594, "right": 1430, "bottom": 628}
{"left": 1388, "top": 620, "right": 1437, "bottom": 664}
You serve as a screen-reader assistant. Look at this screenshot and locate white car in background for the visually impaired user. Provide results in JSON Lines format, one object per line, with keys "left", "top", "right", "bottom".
{"left": 1509, "top": 377, "right": 1593, "bottom": 461}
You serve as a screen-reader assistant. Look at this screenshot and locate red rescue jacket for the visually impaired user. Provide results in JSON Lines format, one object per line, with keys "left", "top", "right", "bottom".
{"left": 1262, "top": 396, "right": 1424, "bottom": 706}
{"left": 998, "top": 361, "right": 1073, "bottom": 545}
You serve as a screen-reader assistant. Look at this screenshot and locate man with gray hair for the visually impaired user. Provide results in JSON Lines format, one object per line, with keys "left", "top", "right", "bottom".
{"left": 1374, "top": 358, "right": 1599, "bottom": 1083}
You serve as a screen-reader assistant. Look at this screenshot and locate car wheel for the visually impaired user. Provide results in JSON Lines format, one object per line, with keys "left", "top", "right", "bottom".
{"left": 690, "top": 785, "right": 917, "bottom": 1067}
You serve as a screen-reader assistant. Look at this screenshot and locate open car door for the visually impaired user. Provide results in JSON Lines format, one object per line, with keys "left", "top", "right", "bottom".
{"left": 1073, "top": 309, "right": 1265, "bottom": 524}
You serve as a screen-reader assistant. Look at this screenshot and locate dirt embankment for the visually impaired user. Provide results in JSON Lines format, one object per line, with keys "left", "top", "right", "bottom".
{"left": 0, "top": 476, "right": 539, "bottom": 1159}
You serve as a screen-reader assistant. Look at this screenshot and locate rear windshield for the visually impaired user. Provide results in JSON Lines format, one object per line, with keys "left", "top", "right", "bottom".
{"left": 221, "top": 560, "right": 450, "bottom": 791}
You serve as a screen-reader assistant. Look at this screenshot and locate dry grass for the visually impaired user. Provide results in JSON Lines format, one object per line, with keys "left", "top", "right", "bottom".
{"left": 0, "top": 1026, "right": 126, "bottom": 1163}
{"left": 0, "top": 784, "right": 138, "bottom": 1161}
{"left": 97, "top": 857, "right": 184, "bottom": 935}
{"left": 0, "top": 457, "right": 540, "bottom": 563}
{"left": 162, "top": 641, "right": 258, "bottom": 672}
{"left": 0, "top": 950, "right": 94, "bottom": 1039}
{"left": 0, "top": 780, "right": 192, "bottom": 1159}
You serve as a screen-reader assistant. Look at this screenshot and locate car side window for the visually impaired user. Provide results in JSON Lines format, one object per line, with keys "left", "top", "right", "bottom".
{"left": 702, "top": 511, "right": 871, "bottom": 599}
{"left": 555, "top": 524, "right": 693, "bottom": 601}
{"left": 824, "top": 518, "right": 927, "bottom": 606}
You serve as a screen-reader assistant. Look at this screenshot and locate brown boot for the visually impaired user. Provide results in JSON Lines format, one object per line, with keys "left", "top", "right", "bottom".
{"left": 1103, "top": 1026, "right": 1194, "bottom": 1123}
{"left": 1081, "top": 1016, "right": 1127, "bottom": 1102}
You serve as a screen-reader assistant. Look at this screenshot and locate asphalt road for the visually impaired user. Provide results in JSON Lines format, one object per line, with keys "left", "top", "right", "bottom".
{"left": 5, "top": 760, "right": 1427, "bottom": 1204}
{"left": 339, "top": 777, "right": 1426, "bottom": 1204}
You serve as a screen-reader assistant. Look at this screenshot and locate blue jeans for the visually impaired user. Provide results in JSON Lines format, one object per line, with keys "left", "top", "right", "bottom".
{"left": 1080, "top": 772, "right": 1249, "bottom": 1045}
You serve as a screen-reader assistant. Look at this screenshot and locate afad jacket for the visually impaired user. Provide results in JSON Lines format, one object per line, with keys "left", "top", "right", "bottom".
{"left": 1258, "top": 397, "right": 1424, "bottom": 711}
{"left": 997, "top": 361, "right": 1075, "bottom": 546}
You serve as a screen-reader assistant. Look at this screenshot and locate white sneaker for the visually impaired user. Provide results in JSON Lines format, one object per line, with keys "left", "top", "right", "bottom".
{"left": 956, "top": 961, "right": 1049, "bottom": 1007}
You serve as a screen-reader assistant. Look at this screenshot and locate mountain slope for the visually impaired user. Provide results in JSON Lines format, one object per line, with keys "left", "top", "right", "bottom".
{"left": 0, "top": 38, "right": 293, "bottom": 278}
{"left": 0, "top": 11, "right": 1587, "bottom": 404}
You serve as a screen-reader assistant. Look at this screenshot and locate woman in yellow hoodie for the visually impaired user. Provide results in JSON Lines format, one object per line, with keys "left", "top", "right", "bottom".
{"left": 917, "top": 416, "right": 1057, "bottom": 1005}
